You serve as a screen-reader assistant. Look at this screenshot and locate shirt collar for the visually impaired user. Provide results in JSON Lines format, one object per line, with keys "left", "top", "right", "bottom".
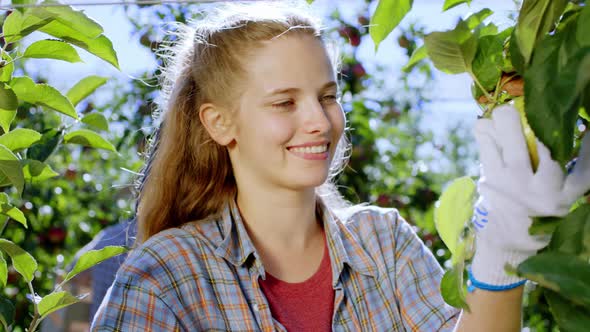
{"left": 318, "top": 198, "right": 379, "bottom": 286}
{"left": 214, "top": 198, "right": 260, "bottom": 270}
{"left": 213, "top": 197, "right": 379, "bottom": 284}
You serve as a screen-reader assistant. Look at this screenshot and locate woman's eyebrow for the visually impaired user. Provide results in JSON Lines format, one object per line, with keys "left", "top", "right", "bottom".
{"left": 264, "top": 81, "right": 338, "bottom": 97}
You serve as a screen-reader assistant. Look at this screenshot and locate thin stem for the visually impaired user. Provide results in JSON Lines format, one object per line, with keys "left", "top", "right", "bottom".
{"left": 469, "top": 71, "right": 496, "bottom": 118}
{"left": 27, "top": 282, "right": 41, "bottom": 332}
{"left": 2, "top": 56, "right": 22, "bottom": 67}
{"left": 491, "top": 74, "right": 504, "bottom": 102}
{"left": 469, "top": 71, "right": 494, "bottom": 105}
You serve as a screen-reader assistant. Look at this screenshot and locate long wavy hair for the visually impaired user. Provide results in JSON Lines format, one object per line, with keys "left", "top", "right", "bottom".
{"left": 135, "top": 1, "right": 350, "bottom": 244}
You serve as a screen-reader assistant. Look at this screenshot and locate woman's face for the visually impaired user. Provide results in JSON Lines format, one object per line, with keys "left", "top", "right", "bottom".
{"left": 227, "top": 34, "right": 345, "bottom": 194}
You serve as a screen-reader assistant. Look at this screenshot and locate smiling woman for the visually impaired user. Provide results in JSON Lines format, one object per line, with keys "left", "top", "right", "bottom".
{"left": 90, "top": 2, "right": 460, "bottom": 330}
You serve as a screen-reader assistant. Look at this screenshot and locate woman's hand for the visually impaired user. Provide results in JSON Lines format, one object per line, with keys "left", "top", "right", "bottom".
{"left": 469, "top": 105, "right": 590, "bottom": 289}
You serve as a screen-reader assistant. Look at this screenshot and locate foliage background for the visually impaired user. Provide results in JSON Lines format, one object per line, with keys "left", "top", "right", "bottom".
{"left": 0, "top": 0, "right": 561, "bottom": 330}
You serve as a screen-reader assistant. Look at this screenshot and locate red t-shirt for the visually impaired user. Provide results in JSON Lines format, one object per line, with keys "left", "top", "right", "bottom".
{"left": 259, "top": 234, "right": 334, "bottom": 331}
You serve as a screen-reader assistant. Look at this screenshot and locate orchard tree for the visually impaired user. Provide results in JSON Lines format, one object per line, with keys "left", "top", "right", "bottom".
{"left": 0, "top": 3, "right": 143, "bottom": 330}
{"left": 365, "top": 0, "right": 590, "bottom": 330}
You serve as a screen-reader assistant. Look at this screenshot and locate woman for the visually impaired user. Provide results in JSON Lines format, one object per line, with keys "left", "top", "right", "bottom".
{"left": 91, "top": 1, "right": 590, "bottom": 331}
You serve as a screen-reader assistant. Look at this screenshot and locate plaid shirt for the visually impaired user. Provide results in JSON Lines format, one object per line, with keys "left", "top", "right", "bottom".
{"left": 91, "top": 199, "right": 460, "bottom": 331}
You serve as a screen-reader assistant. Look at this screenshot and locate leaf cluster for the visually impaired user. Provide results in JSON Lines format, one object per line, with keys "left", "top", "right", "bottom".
{"left": 369, "top": 0, "right": 590, "bottom": 327}
{"left": 0, "top": 1, "right": 130, "bottom": 330}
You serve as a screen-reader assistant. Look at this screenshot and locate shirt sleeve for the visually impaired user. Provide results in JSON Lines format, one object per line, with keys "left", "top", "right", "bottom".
{"left": 91, "top": 281, "right": 181, "bottom": 331}
{"left": 391, "top": 212, "right": 461, "bottom": 331}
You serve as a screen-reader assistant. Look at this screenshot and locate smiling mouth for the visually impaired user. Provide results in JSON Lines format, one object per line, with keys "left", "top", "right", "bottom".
{"left": 287, "top": 143, "right": 331, "bottom": 161}
{"left": 288, "top": 144, "right": 329, "bottom": 154}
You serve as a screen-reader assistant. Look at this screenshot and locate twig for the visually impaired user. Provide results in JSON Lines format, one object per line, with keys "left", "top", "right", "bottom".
{"left": 27, "top": 282, "right": 41, "bottom": 332}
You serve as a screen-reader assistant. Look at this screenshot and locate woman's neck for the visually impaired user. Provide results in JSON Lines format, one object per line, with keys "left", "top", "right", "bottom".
{"left": 235, "top": 189, "right": 326, "bottom": 282}
{"left": 236, "top": 189, "right": 322, "bottom": 252}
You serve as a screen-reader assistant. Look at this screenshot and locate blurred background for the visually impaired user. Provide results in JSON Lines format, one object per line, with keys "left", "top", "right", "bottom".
{"left": 1, "top": 0, "right": 558, "bottom": 331}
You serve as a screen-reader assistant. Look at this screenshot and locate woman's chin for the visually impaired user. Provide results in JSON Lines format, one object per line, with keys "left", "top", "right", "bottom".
{"left": 287, "top": 171, "right": 331, "bottom": 190}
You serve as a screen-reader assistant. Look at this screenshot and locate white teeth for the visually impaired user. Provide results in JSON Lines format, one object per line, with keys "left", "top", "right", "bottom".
{"left": 290, "top": 144, "right": 328, "bottom": 154}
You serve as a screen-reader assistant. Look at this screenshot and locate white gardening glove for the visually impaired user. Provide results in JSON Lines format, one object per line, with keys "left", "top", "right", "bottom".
{"left": 469, "top": 105, "right": 590, "bottom": 290}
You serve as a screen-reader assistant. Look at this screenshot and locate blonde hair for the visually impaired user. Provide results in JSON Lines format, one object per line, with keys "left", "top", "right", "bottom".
{"left": 136, "top": 1, "right": 350, "bottom": 244}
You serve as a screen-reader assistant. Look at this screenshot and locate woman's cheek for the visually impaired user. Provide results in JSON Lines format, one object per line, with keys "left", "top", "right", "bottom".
{"left": 331, "top": 104, "right": 346, "bottom": 137}
{"left": 264, "top": 117, "right": 297, "bottom": 145}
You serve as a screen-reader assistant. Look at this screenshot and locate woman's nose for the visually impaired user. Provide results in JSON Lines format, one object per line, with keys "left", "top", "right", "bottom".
{"left": 303, "top": 99, "right": 332, "bottom": 134}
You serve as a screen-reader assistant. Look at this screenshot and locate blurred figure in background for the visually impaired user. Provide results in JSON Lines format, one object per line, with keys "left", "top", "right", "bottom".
{"left": 42, "top": 219, "right": 136, "bottom": 331}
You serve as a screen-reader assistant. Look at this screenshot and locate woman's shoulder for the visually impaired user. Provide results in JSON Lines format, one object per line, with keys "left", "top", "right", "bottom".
{"left": 331, "top": 203, "right": 420, "bottom": 250}
{"left": 333, "top": 203, "right": 403, "bottom": 232}
{"left": 115, "top": 218, "right": 225, "bottom": 289}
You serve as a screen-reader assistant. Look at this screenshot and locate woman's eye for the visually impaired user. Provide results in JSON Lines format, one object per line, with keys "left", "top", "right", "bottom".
{"left": 272, "top": 100, "right": 295, "bottom": 109}
{"left": 321, "top": 95, "right": 338, "bottom": 103}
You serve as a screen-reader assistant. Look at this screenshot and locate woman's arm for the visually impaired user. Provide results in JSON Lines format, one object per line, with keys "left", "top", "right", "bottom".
{"left": 455, "top": 286, "right": 524, "bottom": 332}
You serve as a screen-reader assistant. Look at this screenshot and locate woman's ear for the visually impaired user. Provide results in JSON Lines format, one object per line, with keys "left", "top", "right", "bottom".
{"left": 199, "top": 103, "right": 236, "bottom": 146}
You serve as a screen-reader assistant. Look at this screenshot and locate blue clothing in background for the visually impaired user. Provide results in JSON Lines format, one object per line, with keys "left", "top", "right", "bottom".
{"left": 70, "top": 218, "right": 136, "bottom": 321}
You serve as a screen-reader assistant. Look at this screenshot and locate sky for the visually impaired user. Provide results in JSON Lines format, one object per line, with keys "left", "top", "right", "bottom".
{"left": 4, "top": 0, "right": 519, "bottom": 139}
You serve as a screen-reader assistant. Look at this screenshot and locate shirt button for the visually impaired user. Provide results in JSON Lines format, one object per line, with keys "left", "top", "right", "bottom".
{"left": 253, "top": 304, "right": 259, "bottom": 312}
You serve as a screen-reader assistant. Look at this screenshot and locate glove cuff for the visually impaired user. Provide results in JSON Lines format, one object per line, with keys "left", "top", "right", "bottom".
{"left": 469, "top": 243, "right": 529, "bottom": 290}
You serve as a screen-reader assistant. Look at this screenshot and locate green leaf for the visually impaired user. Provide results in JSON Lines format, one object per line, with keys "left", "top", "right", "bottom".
{"left": 67, "top": 76, "right": 108, "bottom": 107}
{"left": 10, "top": 76, "right": 78, "bottom": 119}
{"left": 64, "top": 246, "right": 127, "bottom": 284}
{"left": 370, "top": 0, "right": 413, "bottom": 51}
{"left": 0, "top": 52, "right": 14, "bottom": 82}
{"left": 26, "top": 129, "right": 62, "bottom": 162}
{"left": 497, "top": 27, "right": 515, "bottom": 73}
{"left": 38, "top": 291, "right": 84, "bottom": 318}
{"left": 464, "top": 8, "right": 492, "bottom": 30}
{"left": 0, "top": 253, "right": 6, "bottom": 288}
{"left": 509, "top": 29, "right": 526, "bottom": 75}
{"left": 545, "top": 290, "right": 590, "bottom": 332}
{"left": 0, "top": 110, "right": 16, "bottom": 134}
{"left": 0, "top": 85, "right": 18, "bottom": 111}
{"left": 306, "top": 0, "right": 314, "bottom": 3}
{"left": 434, "top": 176, "right": 476, "bottom": 254}
{"left": 514, "top": 0, "right": 568, "bottom": 64}
{"left": 12, "top": 0, "right": 36, "bottom": 13}
{"left": 40, "top": 2, "right": 103, "bottom": 39}
{"left": 530, "top": 216, "right": 560, "bottom": 235}
{"left": 39, "top": 21, "right": 120, "bottom": 69}
{"left": 0, "top": 296, "right": 15, "bottom": 330}
{"left": 0, "top": 239, "right": 37, "bottom": 283}
{"left": 424, "top": 21, "right": 478, "bottom": 74}
{"left": 2, "top": 9, "right": 56, "bottom": 43}
{"left": 22, "top": 160, "right": 59, "bottom": 183}
{"left": 518, "top": 252, "right": 590, "bottom": 309}
{"left": 524, "top": 26, "right": 589, "bottom": 164}
{"left": 450, "top": 231, "right": 474, "bottom": 265}
{"left": 476, "top": 23, "right": 498, "bottom": 38}
{"left": 440, "top": 267, "right": 469, "bottom": 309}
{"left": 81, "top": 112, "right": 109, "bottom": 131}
{"left": 0, "top": 128, "right": 42, "bottom": 151}
{"left": 472, "top": 35, "right": 504, "bottom": 91}
{"left": 549, "top": 204, "right": 590, "bottom": 259}
{"left": 578, "top": 4, "right": 590, "bottom": 47}
{"left": 64, "top": 129, "right": 117, "bottom": 152}
{"left": 576, "top": 53, "right": 590, "bottom": 96}
{"left": 23, "top": 39, "right": 82, "bottom": 63}
{"left": 442, "top": 0, "right": 471, "bottom": 11}
{"left": 0, "top": 192, "right": 27, "bottom": 228}
{"left": 402, "top": 45, "right": 427, "bottom": 72}
{"left": 0, "top": 145, "right": 24, "bottom": 195}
